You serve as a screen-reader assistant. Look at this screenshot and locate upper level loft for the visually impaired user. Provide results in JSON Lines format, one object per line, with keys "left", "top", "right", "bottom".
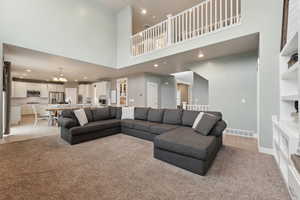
{"left": 131, "top": 0, "right": 242, "bottom": 57}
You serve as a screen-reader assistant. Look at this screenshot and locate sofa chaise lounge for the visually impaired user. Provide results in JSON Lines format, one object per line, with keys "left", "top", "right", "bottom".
{"left": 58, "top": 107, "right": 227, "bottom": 175}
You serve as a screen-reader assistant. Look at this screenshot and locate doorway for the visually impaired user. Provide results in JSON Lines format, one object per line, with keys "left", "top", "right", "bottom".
{"left": 177, "top": 83, "right": 189, "bottom": 107}
{"left": 147, "top": 82, "right": 158, "bottom": 108}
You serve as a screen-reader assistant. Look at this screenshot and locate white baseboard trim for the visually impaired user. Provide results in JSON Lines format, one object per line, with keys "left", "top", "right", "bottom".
{"left": 224, "top": 128, "right": 257, "bottom": 138}
{"left": 259, "top": 147, "right": 274, "bottom": 155}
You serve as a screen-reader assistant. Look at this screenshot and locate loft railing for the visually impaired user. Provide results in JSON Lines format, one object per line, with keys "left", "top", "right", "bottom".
{"left": 131, "top": 0, "right": 241, "bottom": 56}
{"left": 184, "top": 104, "right": 210, "bottom": 111}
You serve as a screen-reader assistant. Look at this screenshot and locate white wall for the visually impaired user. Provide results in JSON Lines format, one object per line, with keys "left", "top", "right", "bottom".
{"left": 190, "top": 51, "right": 258, "bottom": 133}
{"left": 0, "top": 0, "right": 117, "bottom": 67}
{"left": 116, "top": 6, "right": 133, "bottom": 67}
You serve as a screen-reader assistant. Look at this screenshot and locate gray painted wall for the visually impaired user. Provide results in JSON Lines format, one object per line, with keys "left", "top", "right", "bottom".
{"left": 116, "top": 0, "right": 282, "bottom": 149}
{"left": 160, "top": 76, "right": 177, "bottom": 109}
{"left": 190, "top": 51, "right": 258, "bottom": 133}
{"left": 0, "top": 43, "right": 3, "bottom": 138}
{"left": 192, "top": 73, "right": 209, "bottom": 105}
{"left": 116, "top": 6, "right": 133, "bottom": 67}
{"left": 109, "top": 73, "right": 177, "bottom": 108}
{"left": 0, "top": 0, "right": 117, "bottom": 67}
{"left": 128, "top": 74, "right": 146, "bottom": 107}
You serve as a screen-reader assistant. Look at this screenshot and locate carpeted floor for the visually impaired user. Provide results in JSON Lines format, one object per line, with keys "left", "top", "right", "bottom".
{"left": 0, "top": 134, "right": 290, "bottom": 200}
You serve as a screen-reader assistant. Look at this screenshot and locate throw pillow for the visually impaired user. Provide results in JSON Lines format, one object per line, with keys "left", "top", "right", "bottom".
{"left": 121, "top": 107, "right": 134, "bottom": 120}
{"left": 194, "top": 113, "right": 219, "bottom": 136}
{"left": 192, "top": 112, "right": 204, "bottom": 129}
{"left": 74, "top": 109, "right": 88, "bottom": 126}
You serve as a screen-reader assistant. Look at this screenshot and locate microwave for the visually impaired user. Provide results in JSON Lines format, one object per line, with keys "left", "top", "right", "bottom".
{"left": 27, "top": 90, "right": 41, "bottom": 97}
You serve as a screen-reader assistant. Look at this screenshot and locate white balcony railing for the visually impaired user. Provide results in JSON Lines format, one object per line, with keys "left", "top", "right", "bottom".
{"left": 184, "top": 104, "right": 210, "bottom": 111}
{"left": 131, "top": 0, "right": 241, "bottom": 56}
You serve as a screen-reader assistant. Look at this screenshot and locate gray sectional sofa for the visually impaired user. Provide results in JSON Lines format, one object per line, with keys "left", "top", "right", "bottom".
{"left": 58, "top": 107, "right": 227, "bottom": 175}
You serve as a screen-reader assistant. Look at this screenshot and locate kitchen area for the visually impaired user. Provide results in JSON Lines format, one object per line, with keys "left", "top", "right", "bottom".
{"left": 7, "top": 78, "right": 113, "bottom": 143}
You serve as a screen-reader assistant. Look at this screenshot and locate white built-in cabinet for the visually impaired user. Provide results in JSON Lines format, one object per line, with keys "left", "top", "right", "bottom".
{"left": 92, "top": 81, "right": 110, "bottom": 104}
{"left": 273, "top": 3, "right": 299, "bottom": 198}
{"left": 11, "top": 81, "right": 64, "bottom": 98}
{"left": 78, "top": 84, "right": 93, "bottom": 103}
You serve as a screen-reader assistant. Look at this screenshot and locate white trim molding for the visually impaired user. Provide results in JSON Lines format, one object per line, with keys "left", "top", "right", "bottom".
{"left": 224, "top": 128, "right": 257, "bottom": 138}
{"left": 258, "top": 147, "right": 274, "bottom": 156}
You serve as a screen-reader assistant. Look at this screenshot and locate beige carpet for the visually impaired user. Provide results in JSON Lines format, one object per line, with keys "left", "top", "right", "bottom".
{"left": 0, "top": 134, "right": 289, "bottom": 200}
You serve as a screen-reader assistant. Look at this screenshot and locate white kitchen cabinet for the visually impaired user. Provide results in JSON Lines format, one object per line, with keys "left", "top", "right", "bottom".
{"left": 79, "top": 84, "right": 93, "bottom": 101}
{"left": 21, "top": 104, "right": 33, "bottom": 115}
{"left": 13, "top": 82, "right": 27, "bottom": 98}
{"left": 40, "top": 84, "right": 48, "bottom": 98}
{"left": 10, "top": 105, "right": 21, "bottom": 125}
{"left": 47, "top": 84, "right": 64, "bottom": 92}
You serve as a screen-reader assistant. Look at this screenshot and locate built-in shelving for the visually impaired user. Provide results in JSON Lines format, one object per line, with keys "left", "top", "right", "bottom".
{"left": 274, "top": 25, "right": 299, "bottom": 199}
{"left": 281, "top": 32, "right": 298, "bottom": 57}
{"left": 281, "top": 94, "right": 299, "bottom": 101}
{"left": 282, "top": 62, "right": 299, "bottom": 80}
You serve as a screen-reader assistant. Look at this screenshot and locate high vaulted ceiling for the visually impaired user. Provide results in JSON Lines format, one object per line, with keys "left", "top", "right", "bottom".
{"left": 4, "top": 33, "right": 258, "bottom": 83}
{"left": 97, "top": 0, "right": 204, "bottom": 33}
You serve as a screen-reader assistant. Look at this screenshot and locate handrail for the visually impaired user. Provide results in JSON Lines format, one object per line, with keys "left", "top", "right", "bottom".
{"left": 131, "top": 0, "right": 241, "bottom": 56}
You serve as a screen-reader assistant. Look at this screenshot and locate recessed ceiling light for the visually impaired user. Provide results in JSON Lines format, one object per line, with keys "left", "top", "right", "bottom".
{"left": 152, "top": 16, "right": 156, "bottom": 19}
{"left": 75, "top": 80, "right": 78, "bottom": 82}
{"left": 26, "top": 69, "right": 31, "bottom": 72}
{"left": 141, "top": 9, "right": 147, "bottom": 15}
{"left": 83, "top": 76, "right": 88, "bottom": 80}
{"left": 60, "top": 73, "right": 64, "bottom": 77}
{"left": 198, "top": 53, "right": 204, "bottom": 58}
{"left": 154, "top": 64, "right": 159, "bottom": 68}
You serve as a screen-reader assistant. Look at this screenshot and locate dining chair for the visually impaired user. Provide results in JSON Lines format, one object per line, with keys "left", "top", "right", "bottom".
{"left": 31, "top": 105, "right": 52, "bottom": 127}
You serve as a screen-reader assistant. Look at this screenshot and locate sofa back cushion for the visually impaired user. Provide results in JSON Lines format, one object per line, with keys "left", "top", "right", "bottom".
{"left": 163, "top": 109, "right": 183, "bottom": 125}
{"left": 134, "top": 107, "right": 150, "bottom": 121}
{"left": 147, "top": 109, "right": 165, "bottom": 123}
{"left": 109, "top": 107, "right": 122, "bottom": 119}
{"left": 181, "top": 110, "right": 199, "bottom": 127}
{"left": 205, "top": 111, "right": 222, "bottom": 121}
{"left": 61, "top": 110, "right": 76, "bottom": 119}
{"left": 92, "top": 107, "right": 111, "bottom": 121}
{"left": 193, "top": 113, "right": 219, "bottom": 136}
{"left": 210, "top": 120, "right": 227, "bottom": 137}
{"left": 84, "top": 108, "right": 94, "bottom": 122}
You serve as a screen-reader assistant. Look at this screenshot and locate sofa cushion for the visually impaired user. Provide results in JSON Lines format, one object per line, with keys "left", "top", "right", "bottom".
{"left": 194, "top": 113, "right": 219, "bottom": 136}
{"left": 205, "top": 111, "right": 222, "bottom": 121}
{"left": 149, "top": 123, "right": 179, "bottom": 135}
{"left": 121, "top": 119, "right": 135, "bottom": 129}
{"left": 110, "top": 107, "right": 122, "bottom": 119}
{"left": 147, "top": 109, "right": 165, "bottom": 123}
{"left": 210, "top": 120, "right": 227, "bottom": 137}
{"left": 134, "top": 107, "right": 150, "bottom": 121}
{"left": 74, "top": 109, "right": 88, "bottom": 126}
{"left": 116, "top": 107, "right": 122, "bottom": 119}
{"left": 59, "top": 117, "right": 78, "bottom": 129}
{"left": 182, "top": 110, "right": 199, "bottom": 127}
{"left": 132, "top": 120, "right": 155, "bottom": 132}
{"left": 61, "top": 110, "right": 76, "bottom": 119}
{"left": 92, "top": 107, "right": 111, "bottom": 121}
{"left": 154, "top": 127, "right": 218, "bottom": 160}
{"left": 163, "top": 109, "right": 183, "bottom": 125}
{"left": 84, "top": 108, "right": 94, "bottom": 122}
{"left": 70, "top": 119, "right": 121, "bottom": 136}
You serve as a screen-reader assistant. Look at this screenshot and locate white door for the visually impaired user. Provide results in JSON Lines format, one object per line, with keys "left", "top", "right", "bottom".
{"left": 147, "top": 82, "right": 158, "bottom": 108}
